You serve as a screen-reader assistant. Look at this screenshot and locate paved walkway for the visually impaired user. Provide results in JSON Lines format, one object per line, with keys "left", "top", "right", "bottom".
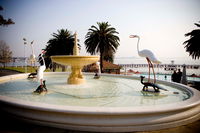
{"left": 0, "top": 70, "right": 200, "bottom": 133}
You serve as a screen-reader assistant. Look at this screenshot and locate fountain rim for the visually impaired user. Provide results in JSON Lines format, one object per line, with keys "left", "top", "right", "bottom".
{"left": 0, "top": 72, "right": 200, "bottom": 115}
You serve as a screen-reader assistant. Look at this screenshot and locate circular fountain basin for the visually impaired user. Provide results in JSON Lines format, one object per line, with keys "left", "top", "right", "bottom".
{"left": 0, "top": 72, "right": 200, "bottom": 132}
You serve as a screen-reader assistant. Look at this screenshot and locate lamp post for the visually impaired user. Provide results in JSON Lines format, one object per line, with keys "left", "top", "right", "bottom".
{"left": 23, "top": 38, "right": 35, "bottom": 73}
{"left": 23, "top": 38, "right": 27, "bottom": 73}
{"left": 29, "top": 40, "right": 36, "bottom": 72}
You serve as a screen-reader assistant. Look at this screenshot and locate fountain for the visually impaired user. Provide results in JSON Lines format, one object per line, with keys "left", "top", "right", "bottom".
{"left": 0, "top": 32, "right": 200, "bottom": 132}
{"left": 51, "top": 32, "right": 99, "bottom": 84}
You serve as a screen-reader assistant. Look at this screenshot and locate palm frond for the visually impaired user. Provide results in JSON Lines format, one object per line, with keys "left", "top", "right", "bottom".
{"left": 84, "top": 22, "right": 120, "bottom": 71}
{"left": 183, "top": 22, "right": 200, "bottom": 59}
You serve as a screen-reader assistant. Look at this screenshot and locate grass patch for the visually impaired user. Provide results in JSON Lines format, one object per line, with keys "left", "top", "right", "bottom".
{"left": 0, "top": 66, "right": 70, "bottom": 73}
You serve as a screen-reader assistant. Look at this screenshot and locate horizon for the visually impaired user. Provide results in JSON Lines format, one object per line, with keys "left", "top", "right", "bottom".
{"left": 10, "top": 56, "right": 200, "bottom": 65}
{"left": 0, "top": 0, "right": 200, "bottom": 65}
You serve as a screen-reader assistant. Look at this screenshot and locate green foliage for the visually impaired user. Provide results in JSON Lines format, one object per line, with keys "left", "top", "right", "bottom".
{"left": 0, "top": 66, "right": 38, "bottom": 73}
{"left": 183, "top": 21, "right": 200, "bottom": 59}
{"left": 45, "top": 29, "right": 79, "bottom": 69}
{"left": 0, "top": 6, "right": 15, "bottom": 26}
{"left": 85, "top": 22, "right": 120, "bottom": 72}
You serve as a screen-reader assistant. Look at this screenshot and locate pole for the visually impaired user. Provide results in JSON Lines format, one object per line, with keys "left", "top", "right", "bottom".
{"left": 23, "top": 38, "right": 27, "bottom": 73}
{"left": 25, "top": 44, "right": 27, "bottom": 73}
{"left": 181, "top": 64, "right": 187, "bottom": 85}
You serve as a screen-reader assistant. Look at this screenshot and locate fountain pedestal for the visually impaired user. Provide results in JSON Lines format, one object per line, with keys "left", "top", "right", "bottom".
{"left": 68, "top": 66, "right": 84, "bottom": 84}
{"left": 51, "top": 55, "right": 99, "bottom": 84}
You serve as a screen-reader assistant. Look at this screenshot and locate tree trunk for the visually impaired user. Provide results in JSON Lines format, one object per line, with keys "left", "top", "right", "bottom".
{"left": 52, "top": 62, "right": 56, "bottom": 72}
{"left": 100, "top": 52, "right": 103, "bottom": 73}
{"left": 62, "top": 65, "right": 65, "bottom": 72}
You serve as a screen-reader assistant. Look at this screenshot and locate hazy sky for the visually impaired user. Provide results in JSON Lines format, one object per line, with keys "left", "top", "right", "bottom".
{"left": 0, "top": 0, "right": 200, "bottom": 63}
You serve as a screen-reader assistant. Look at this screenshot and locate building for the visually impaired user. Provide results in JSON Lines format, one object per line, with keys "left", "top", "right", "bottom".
{"left": 83, "top": 61, "right": 121, "bottom": 74}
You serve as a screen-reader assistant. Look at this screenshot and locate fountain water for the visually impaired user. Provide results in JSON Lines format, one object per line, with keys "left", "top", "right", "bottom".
{"left": 51, "top": 32, "right": 99, "bottom": 84}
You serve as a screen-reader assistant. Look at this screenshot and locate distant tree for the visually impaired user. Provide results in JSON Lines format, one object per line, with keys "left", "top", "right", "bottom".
{"left": 85, "top": 22, "right": 120, "bottom": 73}
{"left": 183, "top": 21, "right": 200, "bottom": 59}
{"left": 0, "top": 6, "right": 15, "bottom": 26}
{"left": 0, "top": 40, "right": 12, "bottom": 67}
{"left": 45, "top": 29, "right": 79, "bottom": 70}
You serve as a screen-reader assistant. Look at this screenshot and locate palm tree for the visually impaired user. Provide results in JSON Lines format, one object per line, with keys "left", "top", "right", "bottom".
{"left": 183, "top": 21, "right": 200, "bottom": 59}
{"left": 45, "top": 29, "right": 78, "bottom": 69}
{"left": 0, "top": 6, "right": 15, "bottom": 26}
{"left": 85, "top": 22, "right": 120, "bottom": 73}
{"left": 102, "top": 49, "right": 114, "bottom": 63}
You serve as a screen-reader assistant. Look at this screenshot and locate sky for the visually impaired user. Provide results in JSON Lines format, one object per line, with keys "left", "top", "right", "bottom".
{"left": 0, "top": 0, "right": 200, "bottom": 64}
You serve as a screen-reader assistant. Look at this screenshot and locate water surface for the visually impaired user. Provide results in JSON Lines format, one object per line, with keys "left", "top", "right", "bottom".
{"left": 0, "top": 74, "right": 190, "bottom": 107}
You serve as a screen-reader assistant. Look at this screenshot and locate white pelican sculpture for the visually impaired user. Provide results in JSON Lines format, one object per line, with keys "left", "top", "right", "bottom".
{"left": 29, "top": 40, "right": 36, "bottom": 66}
{"left": 130, "top": 35, "right": 161, "bottom": 83}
